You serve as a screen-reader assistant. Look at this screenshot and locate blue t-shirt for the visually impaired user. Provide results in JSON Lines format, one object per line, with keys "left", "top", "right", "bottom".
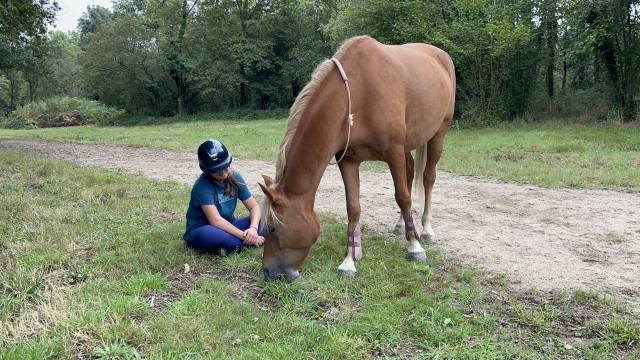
{"left": 183, "top": 171, "right": 252, "bottom": 240}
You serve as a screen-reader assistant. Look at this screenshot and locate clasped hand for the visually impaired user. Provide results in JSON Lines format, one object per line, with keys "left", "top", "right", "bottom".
{"left": 242, "top": 227, "right": 264, "bottom": 246}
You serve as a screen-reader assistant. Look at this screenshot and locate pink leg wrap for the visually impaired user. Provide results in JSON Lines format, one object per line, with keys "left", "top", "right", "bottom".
{"left": 406, "top": 217, "right": 420, "bottom": 240}
{"left": 346, "top": 222, "right": 362, "bottom": 261}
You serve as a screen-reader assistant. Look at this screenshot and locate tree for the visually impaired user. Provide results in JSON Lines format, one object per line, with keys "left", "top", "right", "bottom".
{"left": 20, "top": 39, "right": 50, "bottom": 101}
{"left": 331, "top": 0, "right": 538, "bottom": 119}
{"left": 0, "top": 0, "right": 59, "bottom": 113}
{"left": 147, "top": 0, "right": 199, "bottom": 115}
{"left": 540, "top": 0, "right": 559, "bottom": 97}
{"left": 581, "top": 0, "right": 640, "bottom": 121}
{"left": 43, "top": 31, "right": 84, "bottom": 97}
{"left": 0, "top": 0, "right": 58, "bottom": 44}
{"left": 81, "top": 15, "right": 174, "bottom": 114}
{"left": 78, "top": 5, "right": 113, "bottom": 49}
{"left": 191, "top": 0, "right": 283, "bottom": 109}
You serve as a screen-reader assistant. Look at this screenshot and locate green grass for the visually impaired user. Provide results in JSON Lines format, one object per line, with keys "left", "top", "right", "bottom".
{"left": 1, "top": 116, "right": 638, "bottom": 190}
{"left": 441, "top": 124, "right": 640, "bottom": 190}
{"left": 0, "top": 118, "right": 285, "bottom": 162}
{"left": 1, "top": 151, "right": 639, "bottom": 359}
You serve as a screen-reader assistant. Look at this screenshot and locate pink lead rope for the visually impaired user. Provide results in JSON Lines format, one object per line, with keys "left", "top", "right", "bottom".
{"left": 330, "top": 57, "right": 354, "bottom": 164}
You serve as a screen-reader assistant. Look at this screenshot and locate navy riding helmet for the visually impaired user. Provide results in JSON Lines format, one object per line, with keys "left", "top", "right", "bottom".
{"left": 197, "top": 140, "right": 232, "bottom": 173}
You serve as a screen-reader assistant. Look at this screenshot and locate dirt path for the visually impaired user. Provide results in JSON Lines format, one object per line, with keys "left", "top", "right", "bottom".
{"left": 2, "top": 139, "right": 639, "bottom": 312}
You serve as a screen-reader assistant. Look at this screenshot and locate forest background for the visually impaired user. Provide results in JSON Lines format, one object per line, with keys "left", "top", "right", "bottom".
{"left": 1, "top": 0, "right": 639, "bottom": 126}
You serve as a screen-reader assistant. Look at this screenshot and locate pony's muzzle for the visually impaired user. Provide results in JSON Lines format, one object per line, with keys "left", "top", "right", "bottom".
{"left": 263, "top": 262, "right": 300, "bottom": 282}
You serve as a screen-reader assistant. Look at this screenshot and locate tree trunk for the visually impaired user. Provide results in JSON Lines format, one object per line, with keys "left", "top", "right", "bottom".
{"left": 8, "top": 70, "right": 19, "bottom": 111}
{"left": 239, "top": 80, "right": 248, "bottom": 107}
{"left": 167, "top": 0, "right": 192, "bottom": 116}
{"left": 176, "top": 73, "right": 185, "bottom": 115}
{"left": 27, "top": 76, "right": 38, "bottom": 102}
{"left": 546, "top": 57, "right": 554, "bottom": 97}
{"left": 544, "top": 0, "right": 557, "bottom": 98}
{"left": 561, "top": 59, "right": 567, "bottom": 91}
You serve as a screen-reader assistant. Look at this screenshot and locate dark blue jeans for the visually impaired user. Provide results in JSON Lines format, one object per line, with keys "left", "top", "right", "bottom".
{"left": 185, "top": 217, "right": 264, "bottom": 252}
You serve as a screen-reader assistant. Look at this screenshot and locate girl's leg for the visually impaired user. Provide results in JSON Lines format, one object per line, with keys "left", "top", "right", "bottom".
{"left": 186, "top": 225, "right": 245, "bottom": 252}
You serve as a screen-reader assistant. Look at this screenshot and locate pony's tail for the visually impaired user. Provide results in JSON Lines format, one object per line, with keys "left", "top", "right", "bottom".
{"left": 412, "top": 143, "right": 428, "bottom": 212}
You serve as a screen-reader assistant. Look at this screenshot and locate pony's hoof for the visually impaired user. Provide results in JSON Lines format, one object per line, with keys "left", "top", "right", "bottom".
{"left": 420, "top": 233, "right": 438, "bottom": 245}
{"left": 406, "top": 251, "right": 427, "bottom": 262}
{"left": 337, "top": 269, "right": 357, "bottom": 278}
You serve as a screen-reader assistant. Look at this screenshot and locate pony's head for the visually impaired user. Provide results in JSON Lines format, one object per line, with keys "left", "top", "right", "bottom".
{"left": 259, "top": 176, "right": 320, "bottom": 282}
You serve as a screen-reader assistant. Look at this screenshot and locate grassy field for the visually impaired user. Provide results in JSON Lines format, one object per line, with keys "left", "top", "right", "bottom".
{"left": 1, "top": 118, "right": 638, "bottom": 190}
{"left": 1, "top": 151, "right": 639, "bottom": 359}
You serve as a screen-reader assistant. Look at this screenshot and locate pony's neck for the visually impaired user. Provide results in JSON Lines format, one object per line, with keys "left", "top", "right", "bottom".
{"left": 278, "top": 66, "right": 349, "bottom": 208}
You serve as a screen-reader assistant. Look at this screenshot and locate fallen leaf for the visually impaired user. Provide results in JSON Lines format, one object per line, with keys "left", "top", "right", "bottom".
{"left": 205, "top": 339, "right": 217, "bottom": 351}
{"left": 124, "top": 331, "right": 135, "bottom": 345}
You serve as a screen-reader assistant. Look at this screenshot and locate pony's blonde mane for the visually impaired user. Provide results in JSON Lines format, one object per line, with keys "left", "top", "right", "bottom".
{"left": 262, "top": 36, "right": 369, "bottom": 227}
{"left": 274, "top": 36, "right": 369, "bottom": 182}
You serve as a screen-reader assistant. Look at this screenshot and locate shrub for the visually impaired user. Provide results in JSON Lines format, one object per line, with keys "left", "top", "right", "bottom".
{"left": 454, "top": 101, "right": 504, "bottom": 129}
{"left": 527, "top": 85, "right": 611, "bottom": 122}
{"left": 110, "top": 108, "right": 289, "bottom": 126}
{"left": 0, "top": 97, "right": 125, "bottom": 129}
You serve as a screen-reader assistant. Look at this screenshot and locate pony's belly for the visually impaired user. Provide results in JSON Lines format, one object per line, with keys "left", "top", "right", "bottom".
{"left": 342, "top": 147, "right": 386, "bottom": 162}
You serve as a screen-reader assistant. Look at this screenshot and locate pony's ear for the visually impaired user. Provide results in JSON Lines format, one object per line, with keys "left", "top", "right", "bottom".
{"left": 262, "top": 174, "right": 274, "bottom": 187}
{"left": 259, "top": 182, "right": 281, "bottom": 204}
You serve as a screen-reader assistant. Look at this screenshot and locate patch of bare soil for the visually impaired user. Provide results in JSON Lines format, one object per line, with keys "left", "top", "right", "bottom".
{"left": 2, "top": 139, "right": 639, "bottom": 313}
{"left": 141, "top": 261, "right": 277, "bottom": 313}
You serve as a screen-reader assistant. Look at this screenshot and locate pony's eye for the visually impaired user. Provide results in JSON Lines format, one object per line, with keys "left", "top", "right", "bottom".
{"left": 268, "top": 226, "right": 276, "bottom": 234}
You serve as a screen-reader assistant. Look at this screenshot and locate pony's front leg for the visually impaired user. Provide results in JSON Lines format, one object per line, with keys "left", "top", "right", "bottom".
{"left": 387, "top": 149, "right": 427, "bottom": 262}
{"left": 337, "top": 159, "right": 362, "bottom": 277}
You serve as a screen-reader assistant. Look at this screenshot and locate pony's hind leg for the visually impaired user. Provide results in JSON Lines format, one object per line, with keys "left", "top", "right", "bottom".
{"left": 420, "top": 131, "right": 446, "bottom": 244}
{"left": 393, "top": 152, "right": 415, "bottom": 235}
{"left": 386, "top": 148, "right": 427, "bottom": 262}
{"left": 337, "top": 159, "right": 362, "bottom": 277}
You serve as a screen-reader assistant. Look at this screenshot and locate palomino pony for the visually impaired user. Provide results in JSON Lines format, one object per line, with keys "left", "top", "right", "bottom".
{"left": 259, "top": 36, "right": 456, "bottom": 281}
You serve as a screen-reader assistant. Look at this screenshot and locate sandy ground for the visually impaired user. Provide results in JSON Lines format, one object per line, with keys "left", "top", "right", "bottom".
{"left": 2, "top": 139, "right": 639, "bottom": 312}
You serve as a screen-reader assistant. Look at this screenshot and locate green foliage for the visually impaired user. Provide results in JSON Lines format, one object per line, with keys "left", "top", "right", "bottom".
{"left": 0, "top": 0, "right": 58, "bottom": 43}
{"left": 80, "top": 14, "right": 175, "bottom": 115}
{"left": 1, "top": 30, "right": 84, "bottom": 116}
{"left": 78, "top": 5, "right": 113, "bottom": 50}
{"left": 77, "top": 0, "right": 337, "bottom": 115}
{"left": 3, "top": 0, "right": 640, "bottom": 123}
{"left": 573, "top": 0, "right": 640, "bottom": 122}
{"left": 1, "top": 97, "right": 124, "bottom": 129}
{"left": 110, "top": 108, "right": 288, "bottom": 126}
{"left": 332, "top": 0, "right": 539, "bottom": 119}
{"left": 43, "top": 32, "right": 84, "bottom": 98}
